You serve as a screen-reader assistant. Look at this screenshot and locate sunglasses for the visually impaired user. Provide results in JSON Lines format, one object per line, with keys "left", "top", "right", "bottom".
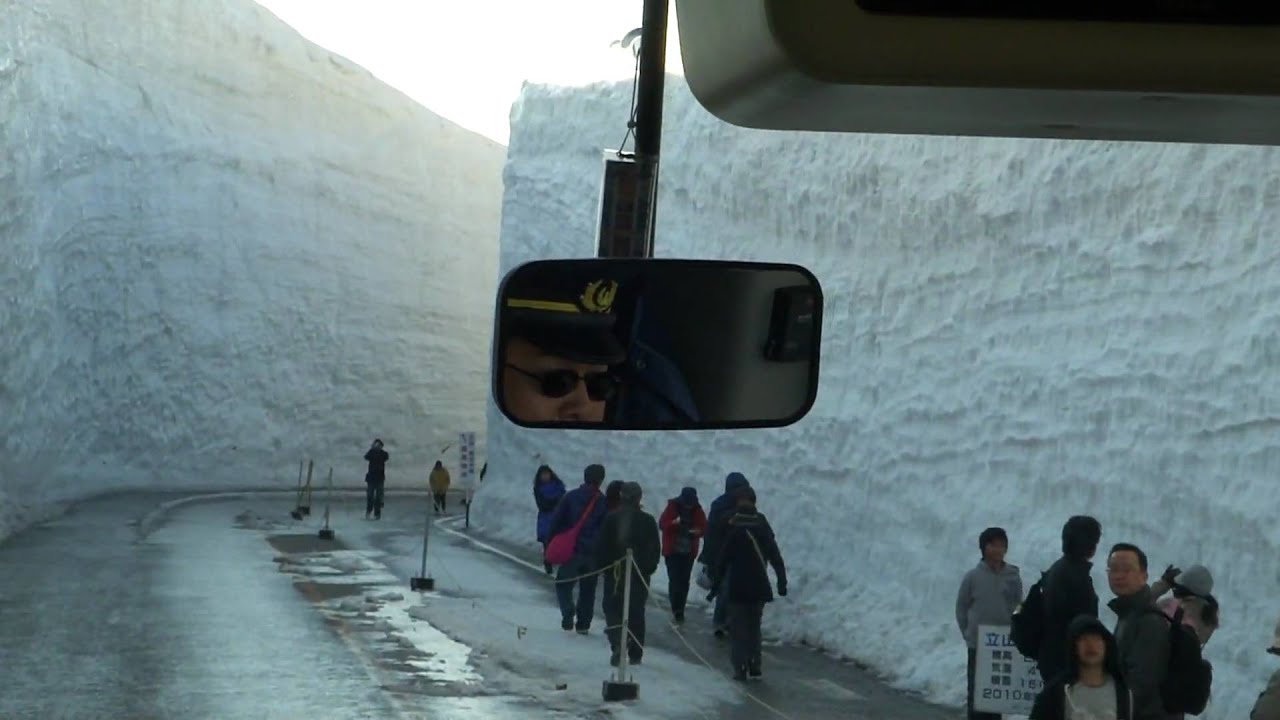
{"left": 506, "top": 364, "right": 619, "bottom": 402}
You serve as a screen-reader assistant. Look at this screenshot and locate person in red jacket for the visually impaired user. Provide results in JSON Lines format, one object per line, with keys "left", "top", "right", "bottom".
{"left": 659, "top": 487, "right": 708, "bottom": 624}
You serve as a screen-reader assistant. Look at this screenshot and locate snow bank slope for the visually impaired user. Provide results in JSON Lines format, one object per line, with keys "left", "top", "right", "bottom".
{"left": 0, "top": 0, "right": 502, "bottom": 540}
{"left": 476, "top": 78, "right": 1280, "bottom": 717}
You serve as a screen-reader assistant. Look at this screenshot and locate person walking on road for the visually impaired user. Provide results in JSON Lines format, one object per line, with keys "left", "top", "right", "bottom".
{"left": 1038, "top": 515, "right": 1103, "bottom": 683}
{"left": 547, "top": 464, "right": 610, "bottom": 634}
{"left": 957, "top": 527, "right": 1023, "bottom": 720}
{"left": 659, "top": 487, "right": 707, "bottom": 624}
{"left": 428, "top": 460, "right": 451, "bottom": 515}
{"left": 364, "top": 439, "right": 389, "bottom": 520}
{"left": 533, "top": 465, "right": 567, "bottom": 575}
{"left": 708, "top": 487, "right": 787, "bottom": 681}
{"left": 700, "top": 471, "right": 752, "bottom": 638}
{"left": 595, "top": 482, "right": 661, "bottom": 667}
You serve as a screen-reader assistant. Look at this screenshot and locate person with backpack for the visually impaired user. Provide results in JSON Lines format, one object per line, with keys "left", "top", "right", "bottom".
{"left": 1151, "top": 564, "right": 1219, "bottom": 647}
{"left": 707, "top": 487, "right": 787, "bottom": 681}
{"left": 1252, "top": 612, "right": 1280, "bottom": 720}
{"left": 700, "top": 471, "right": 752, "bottom": 638}
{"left": 428, "top": 460, "right": 451, "bottom": 515}
{"left": 957, "top": 527, "right": 1023, "bottom": 720}
{"left": 659, "top": 487, "right": 708, "bottom": 624}
{"left": 533, "top": 465, "right": 566, "bottom": 575}
{"left": 1030, "top": 615, "right": 1134, "bottom": 720}
{"left": 1030, "top": 515, "right": 1103, "bottom": 683}
{"left": 1106, "top": 542, "right": 1211, "bottom": 720}
{"left": 363, "top": 439, "right": 389, "bottom": 520}
{"left": 546, "top": 464, "right": 610, "bottom": 634}
{"left": 595, "top": 482, "right": 662, "bottom": 667}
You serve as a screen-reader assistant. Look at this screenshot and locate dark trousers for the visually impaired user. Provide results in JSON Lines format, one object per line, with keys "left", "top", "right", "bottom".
{"left": 432, "top": 492, "right": 447, "bottom": 513}
{"left": 603, "top": 574, "right": 649, "bottom": 661}
{"left": 555, "top": 554, "right": 598, "bottom": 630}
{"left": 665, "top": 554, "right": 695, "bottom": 615}
{"left": 713, "top": 569, "right": 732, "bottom": 629}
{"left": 729, "top": 602, "right": 765, "bottom": 672}
{"left": 967, "top": 648, "right": 1001, "bottom": 720}
{"left": 365, "top": 482, "right": 385, "bottom": 516}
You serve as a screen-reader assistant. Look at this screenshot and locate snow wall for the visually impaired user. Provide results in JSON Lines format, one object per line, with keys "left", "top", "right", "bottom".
{"left": 474, "top": 77, "right": 1280, "bottom": 716}
{"left": 0, "top": 0, "right": 503, "bottom": 540}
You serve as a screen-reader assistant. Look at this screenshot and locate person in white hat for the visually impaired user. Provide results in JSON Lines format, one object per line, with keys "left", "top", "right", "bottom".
{"left": 1250, "top": 614, "right": 1280, "bottom": 720}
{"left": 1152, "top": 563, "right": 1219, "bottom": 646}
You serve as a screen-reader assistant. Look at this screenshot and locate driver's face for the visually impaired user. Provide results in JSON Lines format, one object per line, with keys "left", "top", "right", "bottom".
{"left": 503, "top": 337, "right": 609, "bottom": 423}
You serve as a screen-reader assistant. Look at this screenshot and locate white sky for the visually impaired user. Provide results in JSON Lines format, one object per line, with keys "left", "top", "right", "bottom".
{"left": 255, "top": 1, "right": 684, "bottom": 145}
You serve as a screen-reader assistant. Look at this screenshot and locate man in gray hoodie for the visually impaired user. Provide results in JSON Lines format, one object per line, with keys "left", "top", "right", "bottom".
{"left": 957, "top": 527, "right": 1024, "bottom": 720}
{"left": 1107, "top": 542, "right": 1173, "bottom": 720}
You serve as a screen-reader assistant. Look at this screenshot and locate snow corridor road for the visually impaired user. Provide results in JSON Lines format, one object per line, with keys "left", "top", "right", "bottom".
{"left": 0, "top": 491, "right": 959, "bottom": 720}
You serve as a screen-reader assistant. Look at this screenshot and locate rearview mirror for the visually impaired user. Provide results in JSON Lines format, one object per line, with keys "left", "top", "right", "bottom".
{"left": 493, "top": 259, "right": 823, "bottom": 430}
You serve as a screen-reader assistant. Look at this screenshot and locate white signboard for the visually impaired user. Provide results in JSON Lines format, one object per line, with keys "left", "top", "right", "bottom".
{"left": 458, "top": 432, "right": 476, "bottom": 484}
{"left": 974, "top": 624, "right": 1043, "bottom": 715}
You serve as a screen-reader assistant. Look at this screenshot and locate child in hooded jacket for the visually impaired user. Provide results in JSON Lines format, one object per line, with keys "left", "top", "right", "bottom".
{"left": 1031, "top": 615, "right": 1134, "bottom": 720}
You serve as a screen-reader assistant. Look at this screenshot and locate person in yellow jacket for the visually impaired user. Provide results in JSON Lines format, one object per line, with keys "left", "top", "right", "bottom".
{"left": 429, "top": 461, "right": 451, "bottom": 515}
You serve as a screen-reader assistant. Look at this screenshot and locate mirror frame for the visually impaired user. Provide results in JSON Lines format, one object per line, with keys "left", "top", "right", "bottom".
{"left": 491, "top": 258, "right": 825, "bottom": 431}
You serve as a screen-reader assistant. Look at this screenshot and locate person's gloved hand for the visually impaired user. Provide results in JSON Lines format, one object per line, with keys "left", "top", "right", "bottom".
{"left": 1161, "top": 564, "right": 1181, "bottom": 586}
{"left": 777, "top": 579, "right": 788, "bottom": 597}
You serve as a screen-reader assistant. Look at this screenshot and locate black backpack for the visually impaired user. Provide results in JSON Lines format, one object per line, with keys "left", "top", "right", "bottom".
{"left": 1010, "top": 572, "right": 1048, "bottom": 659}
{"left": 1147, "top": 606, "right": 1213, "bottom": 715}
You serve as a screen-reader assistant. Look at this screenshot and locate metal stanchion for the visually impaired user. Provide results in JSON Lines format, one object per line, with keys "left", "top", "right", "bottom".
{"left": 410, "top": 502, "right": 435, "bottom": 591}
{"left": 318, "top": 467, "right": 335, "bottom": 540}
{"left": 603, "top": 549, "right": 640, "bottom": 702}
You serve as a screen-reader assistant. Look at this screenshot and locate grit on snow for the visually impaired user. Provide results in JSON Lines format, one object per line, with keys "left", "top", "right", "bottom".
{"left": 0, "top": 0, "right": 503, "bottom": 538}
{"left": 474, "top": 77, "right": 1280, "bottom": 718}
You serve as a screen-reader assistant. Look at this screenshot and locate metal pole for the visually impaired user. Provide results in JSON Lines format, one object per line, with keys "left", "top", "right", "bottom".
{"left": 323, "top": 467, "right": 333, "bottom": 530}
{"left": 419, "top": 504, "right": 431, "bottom": 579}
{"left": 617, "top": 549, "right": 635, "bottom": 682}
{"left": 295, "top": 460, "right": 304, "bottom": 504}
{"left": 633, "top": 0, "right": 669, "bottom": 159}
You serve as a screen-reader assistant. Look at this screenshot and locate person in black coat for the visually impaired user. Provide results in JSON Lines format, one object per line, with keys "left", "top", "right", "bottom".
{"left": 595, "top": 482, "right": 661, "bottom": 666}
{"left": 1030, "top": 615, "right": 1134, "bottom": 720}
{"left": 708, "top": 487, "right": 787, "bottom": 681}
{"left": 1038, "top": 515, "right": 1103, "bottom": 682}
{"left": 363, "top": 439, "right": 389, "bottom": 520}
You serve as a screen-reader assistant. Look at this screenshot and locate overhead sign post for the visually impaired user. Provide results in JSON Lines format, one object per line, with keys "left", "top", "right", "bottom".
{"left": 459, "top": 432, "right": 476, "bottom": 529}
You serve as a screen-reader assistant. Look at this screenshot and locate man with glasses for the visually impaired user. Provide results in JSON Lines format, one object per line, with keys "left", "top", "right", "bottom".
{"left": 500, "top": 273, "right": 628, "bottom": 424}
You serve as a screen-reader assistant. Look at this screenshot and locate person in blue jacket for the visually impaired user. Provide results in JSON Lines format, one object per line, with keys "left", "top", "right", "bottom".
{"left": 533, "top": 464, "right": 567, "bottom": 575}
{"left": 699, "top": 471, "right": 752, "bottom": 637}
{"left": 547, "top": 463, "right": 610, "bottom": 633}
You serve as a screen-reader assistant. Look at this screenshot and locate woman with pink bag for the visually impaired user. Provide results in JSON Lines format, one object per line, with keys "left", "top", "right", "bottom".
{"left": 545, "top": 464, "right": 611, "bottom": 633}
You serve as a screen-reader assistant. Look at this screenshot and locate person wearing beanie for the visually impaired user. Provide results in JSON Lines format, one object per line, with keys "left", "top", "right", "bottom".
{"left": 546, "top": 463, "right": 610, "bottom": 633}
{"left": 957, "top": 527, "right": 1023, "bottom": 720}
{"left": 1251, "top": 613, "right": 1280, "bottom": 720}
{"left": 1030, "top": 615, "right": 1134, "bottom": 720}
{"left": 707, "top": 486, "right": 786, "bottom": 681}
{"left": 659, "top": 486, "right": 708, "bottom": 624}
{"left": 595, "top": 481, "right": 661, "bottom": 667}
{"left": 1151, "top": 563, "right": 1219, "bottom": 647}
{"left": 700, "top": 471, "right": 752, "bottom": 637}
{"left": 1038, "top": 515, "right": 1103, "bottom": 683}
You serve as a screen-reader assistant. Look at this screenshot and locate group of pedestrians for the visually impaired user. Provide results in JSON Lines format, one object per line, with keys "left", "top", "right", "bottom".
{"left": 533, "top": 464, "right": 788, "bottom": 680}
{"left": 955, "top": 514, "right": 1278, "bottom": 719}
{"left": 360, "top": 438, "right": 454, "bottom": 520}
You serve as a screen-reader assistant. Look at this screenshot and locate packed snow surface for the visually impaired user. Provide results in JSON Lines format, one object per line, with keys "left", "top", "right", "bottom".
{"left": 475, "top": 76, "right": 1280, "bottom": 718}
{"left": 0, "top": 0, "right": 503, "bottom": 540}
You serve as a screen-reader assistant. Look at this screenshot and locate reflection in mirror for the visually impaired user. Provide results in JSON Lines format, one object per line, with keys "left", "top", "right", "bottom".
{"left": 493, "top": 259, "right": 823, "bottom": 430}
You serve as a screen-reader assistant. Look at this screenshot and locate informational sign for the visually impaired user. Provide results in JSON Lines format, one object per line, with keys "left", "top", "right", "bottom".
{"left": 974, "top": 624, "right": 1042, "bottom": 715}
{"left": 458, "top": 432, "right": 476, "bottom": 484}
